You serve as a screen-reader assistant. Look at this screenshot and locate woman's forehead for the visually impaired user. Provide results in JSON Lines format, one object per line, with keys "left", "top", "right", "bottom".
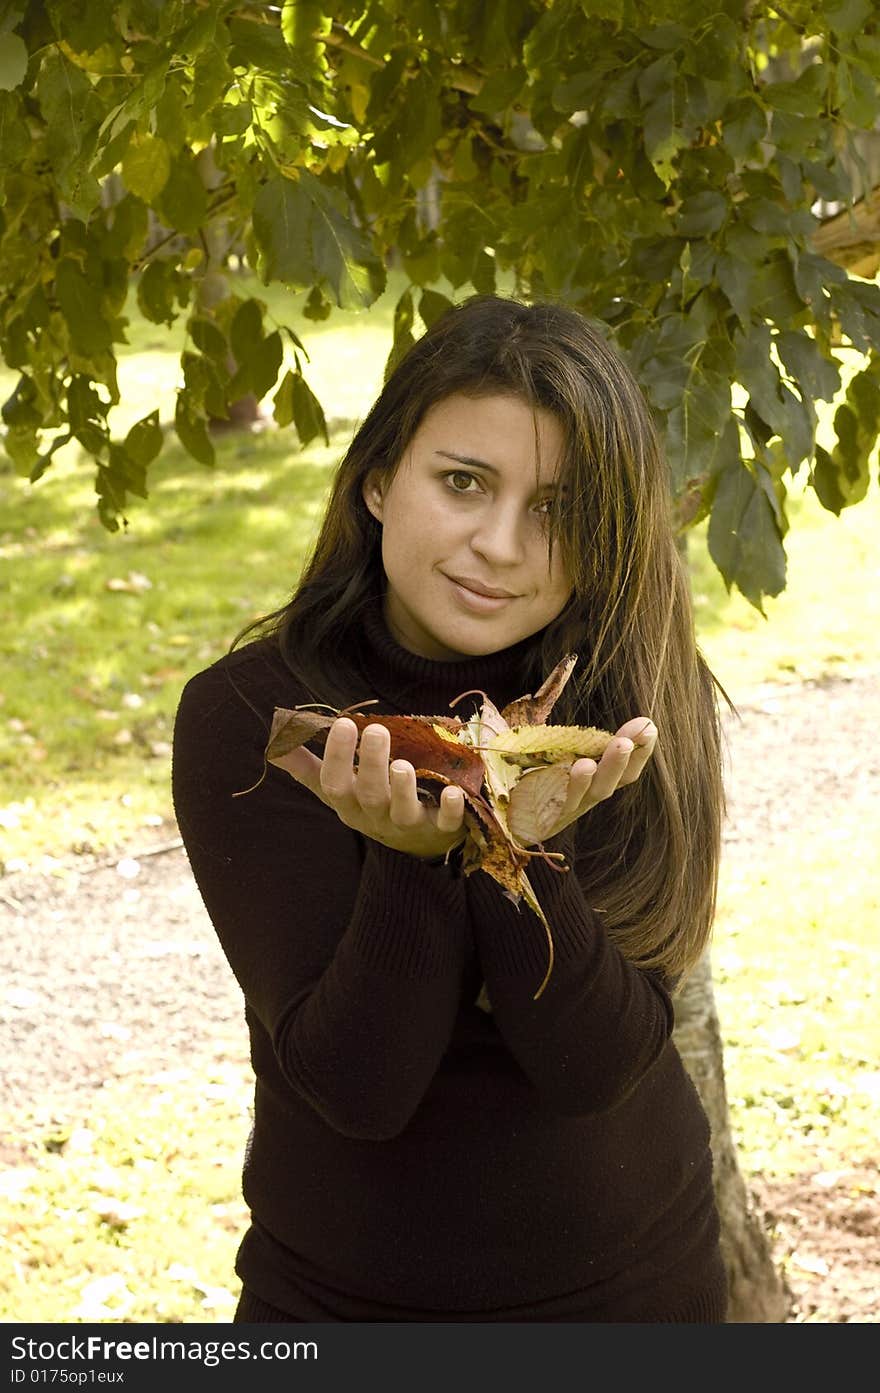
{"left": 411, "top": 393, "right": 567, "bottom": 469}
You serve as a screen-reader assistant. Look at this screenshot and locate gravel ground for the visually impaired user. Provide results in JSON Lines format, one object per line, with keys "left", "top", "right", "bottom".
{"left": 1, "top": 665, "right": 878, "bottom": 1321}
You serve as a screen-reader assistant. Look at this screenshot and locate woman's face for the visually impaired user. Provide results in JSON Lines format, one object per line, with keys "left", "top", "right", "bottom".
{"left": 362, "top": 393, "right": 572, "bottom": 660}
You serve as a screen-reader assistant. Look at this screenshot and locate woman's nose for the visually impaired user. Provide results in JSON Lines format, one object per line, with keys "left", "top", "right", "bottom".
{"left": 470, "top": 504, "right": 526, "bottom": 566}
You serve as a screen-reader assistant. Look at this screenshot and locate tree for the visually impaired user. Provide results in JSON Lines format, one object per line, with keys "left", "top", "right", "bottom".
{"left": 2, "top": 0, "right": 878, "bottom": 1319}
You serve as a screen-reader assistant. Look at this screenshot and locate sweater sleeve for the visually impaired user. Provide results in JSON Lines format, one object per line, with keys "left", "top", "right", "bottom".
{"left": 465, "top": 825, "right": 675, "bottom": 1115}
{"left": 171, "top": 657, "right": 470, "bottom": 1141}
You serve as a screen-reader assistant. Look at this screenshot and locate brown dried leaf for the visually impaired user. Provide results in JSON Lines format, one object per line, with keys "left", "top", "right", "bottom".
{"left": 266, "top": 708, "right": 486, "bottom": 799}
{"left": 266, "top": 707, "right": 334, "bottom": 760}
{"left": 507, "top": 764, "right": 573, "bottom": 846}
{"left": 500, "top": 654, "right": 578, "bottom": 726}
{"left": 259, "top": 664, "right": 605, "bottom": 999}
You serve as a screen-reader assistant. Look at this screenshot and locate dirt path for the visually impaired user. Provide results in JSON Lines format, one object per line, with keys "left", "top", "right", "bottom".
{"left": 1, "top": 666, "right": 878, "bottom": 1322}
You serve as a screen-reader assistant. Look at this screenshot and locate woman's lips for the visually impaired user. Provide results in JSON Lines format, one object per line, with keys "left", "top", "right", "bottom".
{"left": 446, "top": 576, "right": 517, "bottom": 612}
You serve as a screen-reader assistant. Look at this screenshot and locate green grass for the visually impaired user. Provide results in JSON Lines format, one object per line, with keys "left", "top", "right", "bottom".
{"left": 1, "top": 290, "right": 878, "bottom": 1321}
{"left": 713, "top": 803, "right": 880, "bottom": 1180}
{"left": 1, "top": 1067, "right": 252, "bottom": 1323}
{"left": 688, "top": 473, "right": 880, "bottom": 697}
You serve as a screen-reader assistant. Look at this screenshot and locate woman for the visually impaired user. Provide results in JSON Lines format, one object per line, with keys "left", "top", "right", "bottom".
{"left": 171, "top": 293, "right": 731, "bottom": 1322}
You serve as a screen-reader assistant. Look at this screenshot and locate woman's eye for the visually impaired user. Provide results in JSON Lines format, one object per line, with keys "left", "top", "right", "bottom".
{"left": 444, "top": 471, "right": 480, "bottom": 494}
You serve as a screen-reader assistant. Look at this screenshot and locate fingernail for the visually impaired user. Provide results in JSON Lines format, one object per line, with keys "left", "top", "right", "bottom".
{"left": 617, "top": 739, "right": 634, "bottom": 754}
{"left": 390, "top": 760, "right": 408, "bottom": 774}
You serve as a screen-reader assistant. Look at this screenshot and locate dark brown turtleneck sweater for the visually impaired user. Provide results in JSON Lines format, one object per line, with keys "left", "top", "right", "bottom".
{"left": 171, "top": 597, "right": 728, "bottom": 1323}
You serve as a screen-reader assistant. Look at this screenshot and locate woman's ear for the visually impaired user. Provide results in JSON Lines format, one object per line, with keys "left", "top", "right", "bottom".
{"left": 362, "top": 470, "right": 384, "bottom": 523}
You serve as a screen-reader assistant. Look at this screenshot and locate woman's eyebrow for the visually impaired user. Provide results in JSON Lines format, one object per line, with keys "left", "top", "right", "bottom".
{"left": 434, "top": 450, "right": 558, "bottom": 489}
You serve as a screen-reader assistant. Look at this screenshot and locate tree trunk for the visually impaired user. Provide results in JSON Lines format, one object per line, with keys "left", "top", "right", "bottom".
{"left": 673, "top": 953, "right": 793, "bottom": 1322}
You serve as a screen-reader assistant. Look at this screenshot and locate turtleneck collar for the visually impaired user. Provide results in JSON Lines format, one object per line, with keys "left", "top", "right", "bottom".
{"left": 356, "top": 585, "right": 544, "bottom": 719}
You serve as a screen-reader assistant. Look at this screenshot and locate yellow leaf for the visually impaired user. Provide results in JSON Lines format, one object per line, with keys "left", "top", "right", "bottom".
{"left": 490, "top": 724, "right": 613, "bottom": 764}
{"left": 507, "top": 764, "right": 572, "bottom": 845}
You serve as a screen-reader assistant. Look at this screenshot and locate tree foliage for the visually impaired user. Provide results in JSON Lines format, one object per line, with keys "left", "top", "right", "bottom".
{"left": 1, "top": 0, "right": 879, "bottom": 610}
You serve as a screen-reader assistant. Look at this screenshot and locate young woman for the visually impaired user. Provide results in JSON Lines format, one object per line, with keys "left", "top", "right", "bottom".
{"left": 171, "top": 293, "right": 730, "bottom": 1323}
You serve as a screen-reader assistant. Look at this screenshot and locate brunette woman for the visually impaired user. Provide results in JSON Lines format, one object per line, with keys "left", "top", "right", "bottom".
{"left": 172, "top": 293, "right": 730, "bottom": 1322}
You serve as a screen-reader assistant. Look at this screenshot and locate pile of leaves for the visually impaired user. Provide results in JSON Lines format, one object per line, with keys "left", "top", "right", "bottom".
{"left": 264, "top": 655, "right": 613, "bottom": 998}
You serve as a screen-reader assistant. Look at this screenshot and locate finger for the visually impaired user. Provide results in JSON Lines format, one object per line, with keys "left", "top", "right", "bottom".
{"left": 353, "top": 722, "right": 392, "bottom": 809}
{"left": 557, "top": 756, "right": 597, "bottom": 821}
{"left": 615, "top": 718, "right": 657, "bottom": 786}
{"left": 319, "top": 717, "right": 359, "bottom": 800}
{"left": 615, "top": 716, "right": 656, "bottom": 744}
{"left": 435, "top": 782, "right": 465, "bottom": 835}
{"left": 388, "top": 760, "right": 425, "bottom": 827}
{"left": 584, "top": 736, "right": 634, "bottom": 803}
{"left": 268, "top": 742, "right": 327, "bottom": 800}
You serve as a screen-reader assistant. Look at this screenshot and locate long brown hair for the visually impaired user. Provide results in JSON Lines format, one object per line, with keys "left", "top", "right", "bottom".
{"left": 233, "top": 293, "right": 732, "bottom": 985}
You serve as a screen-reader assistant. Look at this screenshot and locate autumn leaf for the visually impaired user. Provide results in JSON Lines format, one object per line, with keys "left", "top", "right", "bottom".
{"left": 265, "top": 706, "right": 487, "bottom": 799}
{"left": 489, "top": 723, "right": 613, "bottom": 765}
{"left": 499, "top": 653, "right": 577, "bottom": 726}
{"left": 250, "top": 653, "right": 614, "bottom": 1000}
{"left": 506, "top": 763, "right": 573, "bottom": 845}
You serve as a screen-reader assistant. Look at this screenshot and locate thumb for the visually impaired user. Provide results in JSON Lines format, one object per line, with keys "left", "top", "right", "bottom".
{"left": 268, "top": 743, "right": 326, "bottom": 799}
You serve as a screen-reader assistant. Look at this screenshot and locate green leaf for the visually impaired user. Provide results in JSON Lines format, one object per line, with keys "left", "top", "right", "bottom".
{"left": 764, "top": 65, "right": 826, "bottom": 117}
{"left": 707, "top": 457, "right": 786, "bottom": 612}
{"left": 473, "top": 66, "right": 528, "bottom": 115}
{"left": 814, "top": 357, "right": 880, "bottom": 511}
{"left": 182, "top": 352, "right": 228, "bottom": 421}
{"left": 721, "top": 96, "right": 767, "bottom": 161}
{"left": 676, "top": 191, "right": 727, "bottom": 238}
{"left": 830, "top": 279, "right": 880, "bottom": 353}
{"left": 664, "top": 371, "right": 734, "bottom": 493}
{"left": 124, "top": 411, "right": 163, "bottom": 467}
{"left": 67, "top": 375, "right": 104, "bottom": 431}
{"left": 836, "top": 58, "right": 878, "bottom": 127}
{"left": 102, "top": 194, "right": 149, "bottom": 261}
{"left": 384, "top": 288, "right": 415, "bottom": 380}
{"left": 825, "top": 0, "right": 875, "bottom": 37}
{"left": 736, "top": 325, "right": 813, "bottom": 467}
{"left": 55, "top": 258, "right": 114, "bottom": 354}
{"left": 249, "top": 330, "right": 283, "bottom": 400}
{"left": 776, "top": 330, "right": 840, "bottom": 403}
{"left": 419, "top": 288, "right": 454, "bottom": 329}
{"left": 106, "top": 442, "right": 147, "bottom": 502}
{"left": 290, "top": 370, "right": 328, "bottom": 447}
{"left": 0, "top": 31, "right": 27, "bottom": 90}
{"left": 0, "top": 89, "right": 28, "bottom": 168}
{"left": 137, "top": 261, "right": 178, "bottom": 326}
{"left": 272, "top": 369, "right": 295, "bottom": 428}
{"left": 2, "top": 423, "right": 40, "bottom": 475}
{"left": 189, "top": 316, "right": 228, "bottom": 361}
{"left": 121, "top": 134, "right": 172, "bottom": 202}
{"left": 252, "top": 172, "right": 383, "bottom": 309}
{"left": 158, "top": 154, "right": 208, "bottom": 237}
{"left": 252, "top": 176, "right": 313, "bottom": 287}
{"left": 1, "top": 375, "right": 43, "bottom": 430}
{"left": 303, "top": 284, "right": 332, "bottom": 321}
{"left": 38, "top": 49, "right": 94, "bottom": 156}
{"left": 750, "top": 254, "right": 804, "bottom": 323}
{"left": 640, "top": 63, "right": 686, "bottom": 189}
{"left": 174, "top": 396, "right": 215, "bottom": 467}
{"left": 230, "top": 298, "right": 264, "bottom": 365}
{"left": 45, "top": 0, "right": 110, "bottom": 54}
{"left": 310, "top": 175, "right": 386, "bottom": 308}
{"left": 374, "top": 70, "right": 443, "bottom": 176}
{"left": 812, "top": 444, "right": 847, "bottom": 514}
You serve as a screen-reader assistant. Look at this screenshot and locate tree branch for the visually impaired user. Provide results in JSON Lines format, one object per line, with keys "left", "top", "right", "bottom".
{"left": 812, "top": 185, "right": 880, "bottom": 278}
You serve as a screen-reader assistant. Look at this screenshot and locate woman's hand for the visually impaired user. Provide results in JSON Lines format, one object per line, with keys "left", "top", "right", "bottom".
{"left": 273, "top": 717, "right": 468, "bottom": 860}
{"left": 541, "top": 717, "right": 658, "bottom": 841}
